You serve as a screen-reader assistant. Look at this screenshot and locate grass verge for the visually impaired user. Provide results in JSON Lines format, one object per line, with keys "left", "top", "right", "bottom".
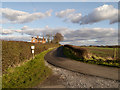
{"left": 63, "top": 47, "right": 120, "bottom": 68}
{"left": 2, "top": 48, "right": 54, "bottom": 88}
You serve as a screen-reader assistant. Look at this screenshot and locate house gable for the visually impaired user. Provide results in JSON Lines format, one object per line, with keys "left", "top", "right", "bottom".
{"left": 31, "top": 36, "right": 46, "bottom": 44}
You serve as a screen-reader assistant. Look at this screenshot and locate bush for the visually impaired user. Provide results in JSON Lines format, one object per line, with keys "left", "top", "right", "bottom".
{"left": 64, "top": 45, "right": 88, "bottom": 59}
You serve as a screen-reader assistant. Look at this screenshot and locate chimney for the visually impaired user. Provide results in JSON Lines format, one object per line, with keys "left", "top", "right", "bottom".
{"left": 37, "top": 35, "right": 39, "bottom": 39}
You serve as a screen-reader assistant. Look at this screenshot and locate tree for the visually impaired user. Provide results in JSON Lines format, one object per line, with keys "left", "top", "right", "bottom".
{"left": 53, "top": 33, "right": 64, "bottom": 44}
{"left": 46, "top": 34, "right": 50, "bottom": 43}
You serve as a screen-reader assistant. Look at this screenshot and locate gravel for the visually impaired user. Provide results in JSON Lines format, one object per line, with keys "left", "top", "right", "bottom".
{"left": 45, "top": 61, "right": 119, "bottom": 88}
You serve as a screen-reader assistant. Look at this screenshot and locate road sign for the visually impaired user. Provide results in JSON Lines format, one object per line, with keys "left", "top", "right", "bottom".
{"left": 31, "top": 46, "right": 35, "bottom": 49}
{"left": 31, "top": 45, "right": 35, "bottom": 59}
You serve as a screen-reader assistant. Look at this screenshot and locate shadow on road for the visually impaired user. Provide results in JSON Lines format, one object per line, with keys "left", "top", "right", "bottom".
{"left": 56, "top": 46, "right": 67, "bottom": 58}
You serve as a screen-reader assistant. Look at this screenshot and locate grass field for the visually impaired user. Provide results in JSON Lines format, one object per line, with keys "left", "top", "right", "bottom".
{"left": 63, "top": 45, "right": 119, "bottom": 68}
{"left": 2, "top": 48, "right": 54, "bottom": 88}
{"left": 81, "top": 47, "right": 115, "bottom": 59}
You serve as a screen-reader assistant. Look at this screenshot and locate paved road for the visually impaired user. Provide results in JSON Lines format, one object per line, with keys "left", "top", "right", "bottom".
{"left": 44, "top": 46, "right": 119, "bottom": 80}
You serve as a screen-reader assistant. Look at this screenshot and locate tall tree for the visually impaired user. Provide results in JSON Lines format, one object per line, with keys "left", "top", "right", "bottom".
{"left": 46, "top": 34, "right": 50, "bottom": 43}
{"left": 53, "top": 33, "right": 64, "bottom": 44}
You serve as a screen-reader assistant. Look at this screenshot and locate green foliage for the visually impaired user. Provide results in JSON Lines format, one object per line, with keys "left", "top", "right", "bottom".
{"left": 2, "top": 48, "right": 53, "bottom": 88}
{"left": 2, "top": 41, "right": 59, "bottom": 73}
{"left": 53, "top": 33, "right": 64, "bottom": 44}
{"left": 63, "top": 46, "right": 120, "bottom": 68}
{"left": 81, "top": 47, "right": 114, "bottom": 58}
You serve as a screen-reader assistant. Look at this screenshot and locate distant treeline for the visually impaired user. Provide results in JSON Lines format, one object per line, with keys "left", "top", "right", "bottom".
{"left": 80, "top": 45, "right": 120, "bottom": 48}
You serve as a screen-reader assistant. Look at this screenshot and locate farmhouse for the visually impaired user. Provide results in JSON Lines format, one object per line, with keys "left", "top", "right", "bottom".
{"left": 31, "top": 36, "right": 46, "bottom": 44}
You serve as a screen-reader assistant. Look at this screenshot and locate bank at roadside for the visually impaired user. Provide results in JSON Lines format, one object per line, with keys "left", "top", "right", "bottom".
{"left": 2, "top": 48, "right": 54, "bottom": 88}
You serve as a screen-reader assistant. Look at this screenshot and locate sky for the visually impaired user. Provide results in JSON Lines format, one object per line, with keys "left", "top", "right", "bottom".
{"left": 0, "top": 2, "right": 119, "bottom": 46}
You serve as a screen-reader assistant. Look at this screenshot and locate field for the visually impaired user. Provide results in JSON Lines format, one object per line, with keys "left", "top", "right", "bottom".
{"left": 2, "top": 40, "right": 59, "bottom": 74}
{"left": 63, "top": 45, "right": 119, "bottom": 68}
{"left": 81, "top": 47, "right": 115, "bottom": 59}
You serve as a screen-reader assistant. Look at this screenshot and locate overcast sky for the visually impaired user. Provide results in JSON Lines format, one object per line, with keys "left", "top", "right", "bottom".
{"left": 0, "top": 2, "right": 119, "bottom": 46}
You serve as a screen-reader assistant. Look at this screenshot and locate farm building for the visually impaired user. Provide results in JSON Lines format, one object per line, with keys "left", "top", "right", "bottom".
{"left": 31, "top": 36, "right": 46, "bottom": 44}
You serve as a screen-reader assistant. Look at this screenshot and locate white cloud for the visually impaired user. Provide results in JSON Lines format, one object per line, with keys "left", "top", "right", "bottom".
{"left": 56, "top": 9, "right": 82, "bottom": 23}
{"left": 1, "top": 35, "right": 31, "bottom": 41}
{"left": 1, "top": 26, "right": 118, "bottom": 45}
{"left": 15, "top": 26, "right": 118, "bottom": 45}
{"left": 21, "top": 26, "right": 29, "bottom": 30}
{"left": 56, "top": 5, "right": 119, "bottom": 25}
{"left": 0, "top": 27, "right": 14, "bottom": 35}
{"left": 80, "top": 4, "right": 119, "bottom": 25}
{"left": 0, "top": 8, "right": 52, "bottom": 24}
{"left": 62, "top": 27, "right": 118, "bottom": 45}
{"left": 65, "top": 13, "right": 82, "bottom": 23}
{"left": 0, "top": 19, "right": 8, "bottom": 24}
{"left": 16, "top": 26, "right": 71, "bottom": 36}
{"left": 56, "top": 9, "right": 75, "bottom": 18}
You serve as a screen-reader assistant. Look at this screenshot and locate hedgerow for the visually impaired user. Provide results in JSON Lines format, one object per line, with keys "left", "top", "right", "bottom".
{"left": 2, "top": 48, "right": 54, "bottom": 88}
{"left": 2, "top": 40, "right": 59, "bottom": 73}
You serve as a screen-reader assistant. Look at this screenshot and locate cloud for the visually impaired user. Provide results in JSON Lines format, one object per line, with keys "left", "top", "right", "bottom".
{"left": 1, "top": 26, "right": 117, "bottom": 45}
{"left": 0, "top": 19, "right": 8, "bottom": 24}
{"left": 15, "top": 26, "right": 118, "bottom": 45}
{"left": 16, "top": 26, "right": 71, "bottom": 36}
{"left": 56, "top": 5, "right": 119, "bottom": 24}
{"left": 21, "top": 26, "right": 29, "bottom": 30}
{"left": 1, "top": 35, "right": 31, "bottom": 41}
{"left": 80, "top": 4, "right": 119, "bottom": 25}
{"left": 65, "top": 13, "right": 82, "bottom": 23}
{"left": 0, "top": 27, "right": 14, "bottom": 35}
{"left": 56, "top": 9, "right": 75, "bottom": 18}
{"left": 56, "top": 9, "right": 82, "bottom": 23}
{"left": 64, "top": 28, "right": 117, "bottom": 39}
{"left": 62, "top": 28, "right": 118, "bottom": 45}
{"left": 0, "top": 8, "right": 52, "bottom": 24}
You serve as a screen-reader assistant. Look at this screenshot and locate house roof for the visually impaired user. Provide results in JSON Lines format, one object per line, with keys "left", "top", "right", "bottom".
{"left": 32, "top": 36, "right": 46, "bottom": 40}
{"left": 37, "top": 38, "right": 43, "bottom": 40}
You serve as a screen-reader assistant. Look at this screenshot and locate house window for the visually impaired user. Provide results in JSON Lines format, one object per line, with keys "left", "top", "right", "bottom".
{"left": 33, "top": 40, "right": 35, "bottom": 42}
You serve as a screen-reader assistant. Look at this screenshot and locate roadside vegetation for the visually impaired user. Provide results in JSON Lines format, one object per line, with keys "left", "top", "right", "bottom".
{"left": 63, "top": 45, "right": 120, "bottom": 68}
{"left": 2, "top": 40, "right": 59, "bottom": 74}
{"left": 2, "top": 48, "right": 54, "bottom": 88}
{"left": 81, "top": 47, "right": 117, "bottom": 58}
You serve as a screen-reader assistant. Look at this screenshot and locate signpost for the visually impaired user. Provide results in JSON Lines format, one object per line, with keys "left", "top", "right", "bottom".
{"left": 31, "top": 46, "right": 35, "bottom": 59}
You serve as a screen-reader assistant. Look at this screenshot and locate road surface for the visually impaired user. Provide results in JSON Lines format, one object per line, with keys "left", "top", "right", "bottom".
{"left": 44, "top": 46, "right": 119, "bottom": 80}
